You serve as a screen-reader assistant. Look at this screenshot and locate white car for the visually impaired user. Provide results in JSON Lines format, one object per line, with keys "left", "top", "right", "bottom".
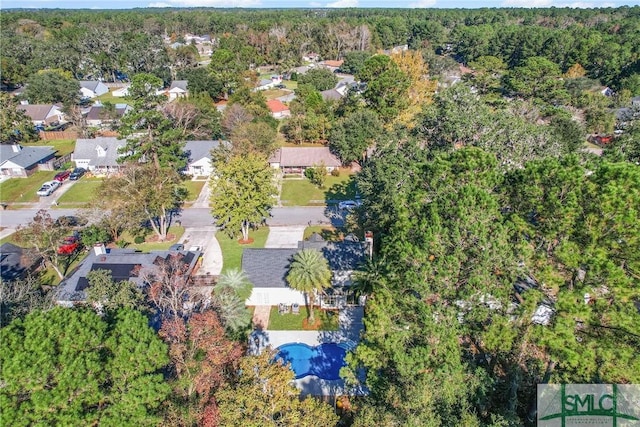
{"left": 36, "top": 180, "right": 61, "bottom": 197}
{"left": 338, "top": 200, "right": 362, "bottom": 211}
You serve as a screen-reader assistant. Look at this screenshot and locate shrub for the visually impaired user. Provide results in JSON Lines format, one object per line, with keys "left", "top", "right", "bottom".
{"left": 331, "top": 168, "right": 340, "bottom": 177}
{"left": 133, "top": 236, "right": 145, "bottom": 244}
{"left": 304, "top": 163, "right": 327, "bottom": 188}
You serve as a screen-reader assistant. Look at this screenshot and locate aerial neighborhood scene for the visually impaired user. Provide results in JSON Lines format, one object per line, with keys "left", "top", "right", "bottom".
{"left": 1, "top": 4, "right": 640, "bottom": 427}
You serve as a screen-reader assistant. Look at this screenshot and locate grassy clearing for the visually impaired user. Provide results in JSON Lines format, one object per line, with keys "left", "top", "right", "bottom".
{"left": 268, "top": 306, "right": 339, "bottom": 330}
{"left": 55, "top": 178, "right": 102, "bottom": 207}
{"left": 262, "top": 89, "right": 291, "bottom": 99}
{"left": 23, "top": 139, "right": 76, "bottom": 156}
{"left": 280, "top": 172, "right": 357, "bottom": 206}
{"left": 0, "top": 171, "right": 57, "bottom": 203}
{"left": 216, "top": 227, "right": 269, "bottom": 272}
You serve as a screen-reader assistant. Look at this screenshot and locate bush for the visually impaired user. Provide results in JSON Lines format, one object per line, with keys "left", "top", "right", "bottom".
{"left": 116, "top": 239, "right": 129, "bottom": 248}
{"left": 331, "top": 168, "right": 340, "bottom": 177}
{"left": 304, "top": 163, "right": 327, "bottom": 188}
{"left": 133, "top": 235, "right": 145, "bottom": 244}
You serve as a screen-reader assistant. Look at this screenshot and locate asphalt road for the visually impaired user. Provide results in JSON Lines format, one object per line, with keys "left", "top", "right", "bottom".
{"left": 0, "top": 206, "right": 344, "bottom": 230}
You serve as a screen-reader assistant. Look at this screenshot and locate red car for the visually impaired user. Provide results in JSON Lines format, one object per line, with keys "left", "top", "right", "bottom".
{"left": 54, "top": 170, "right": 71, "bottom": 182}
{"left": 57, "top": 235, "right": 81, "bottom": 255}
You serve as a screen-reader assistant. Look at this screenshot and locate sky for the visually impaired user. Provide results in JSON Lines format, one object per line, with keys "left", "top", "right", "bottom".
{"left": 1, "top": 0, "right": 638, "bottom": 11}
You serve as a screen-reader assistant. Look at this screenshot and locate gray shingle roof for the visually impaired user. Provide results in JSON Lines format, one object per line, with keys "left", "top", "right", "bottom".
{"left": 73, "top": 137, "right": 128, "bottom": 168}
{"left": 169, "top": 80, "right": 188, "bottom": 91}
{"left": 184, "top": 140, "right": 223, "bottom": 163}
{"left": 0, "top": 145, "right": 55, "bottom": 168}
{"left": 17, "top": 104, "right": 55, "bottom": 121}
{"left": 0, "top": 243, "right": 40, "bottom": 281}
{"left": 321, "top": 88, "right": 344, "bottom": 101}
{"left": 79, "top": 81, "right": 100, "bottom": 91}
{"left": 242, "top": 240, "right": 367, "bottom": 289}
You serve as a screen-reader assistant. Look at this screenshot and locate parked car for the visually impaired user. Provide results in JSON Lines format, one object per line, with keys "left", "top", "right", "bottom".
{"left": 54, "top": 170, "right": 71, "bottom": 182}
{"left": 338, "top": 200, "right": 362, "bottom": 211}
{"left": 275, "top": 83, "right": 286, "bottom": 89}
{"left": 36, "top": 180, "right": 61, "bottom": 197}
{"left": 69, "top": 168, "right": 86, "bottom": 180}
{"left": 57, "top": 234, "right": 81, "bottom": 255}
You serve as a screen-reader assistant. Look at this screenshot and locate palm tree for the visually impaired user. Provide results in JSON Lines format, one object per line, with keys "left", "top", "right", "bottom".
{"left": 215, "top": 268, "right": 252, "bottom": 300}
{"left": 286, "top": 249, "right": 332, "bottom": 324}
{"left": 214, "top": 292, "right": 252, "bottom": 332}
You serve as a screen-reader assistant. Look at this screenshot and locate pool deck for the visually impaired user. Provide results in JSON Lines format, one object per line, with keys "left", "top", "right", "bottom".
{"left": 249, "top": 306, "right": 367, "bottom": 397}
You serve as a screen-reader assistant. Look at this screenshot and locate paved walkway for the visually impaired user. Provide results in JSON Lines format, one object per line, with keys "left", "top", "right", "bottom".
{"left": 264, "top": 225, "right": 306, "bottom": 248}
{"left": 179, "top": 226, "right": 222, "bottom": 275}
{"left": 252, "top": 305, "right": 271, "bottom": 329}
{"left": 191, "top": 178, "right": 210, "bottom": 208}
{"left": 0, "top": 227, "right": 16, "bottom": 240}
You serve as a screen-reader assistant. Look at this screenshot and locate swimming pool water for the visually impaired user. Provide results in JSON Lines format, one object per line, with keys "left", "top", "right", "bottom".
{"left": 276, "top": 343, "right": 347, "bottom": 380}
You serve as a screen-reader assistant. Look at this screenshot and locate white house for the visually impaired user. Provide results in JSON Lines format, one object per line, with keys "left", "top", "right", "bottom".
{"left": 79, "top": 81, "right": 109, "bottom": 98}
{"left": 254, "top": 75, "right": 282, "bottom": 92}
{"left": 243, "top": 235, "right": 367, "bottom": 308}
{"left": 183, "top": 140, "right": 224, "bottom": 176}
{"left": 111, "top": 85, "right": 130, "bottom": 97}
{"left": 72, "top": 137, "right": 128, "bottom": 174}
{"left": 166, "top": 80, "right": 188, "bottom": 101}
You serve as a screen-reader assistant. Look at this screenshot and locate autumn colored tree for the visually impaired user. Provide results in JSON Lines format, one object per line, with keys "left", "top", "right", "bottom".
{"left": 159, "top": 310, "right": 243, "bottom": 426}
{"left": 216, "top": 350, "right": 339, "bottom": 427}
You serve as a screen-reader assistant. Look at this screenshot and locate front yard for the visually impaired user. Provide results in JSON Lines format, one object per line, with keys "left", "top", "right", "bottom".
{"left": 55, "top": 178, "right": 102, "bottom": 207}
{"left": 216, "top": 227, "right": 269, "bottom": 272}
{"left": 268, "top": 306, "right": 339, "bottom": 331}
{"left": 0, "top": 171, "right": 58, "bottom": 204}
{"left": 280, "top": 172, "right": 358, "bottom": 206}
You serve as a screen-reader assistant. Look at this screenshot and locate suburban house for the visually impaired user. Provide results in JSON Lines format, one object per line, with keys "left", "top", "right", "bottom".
{"left": 85, "top": 104, "right": 132, "bottom": 127}
{"left": 165, "top": 80, "right": 188, "bottom": 101}
{"left": 243, "top": 234, "right": 368, "bottom": 308}
{"left": 0, "top": 242, "right": 42, "bottom": 282}
{"left": 319, "top": 60, "right": 344, "bottom": 72}
{"left": 269, "top": 147, "right": 342, "bottom": 174}
{"left": 183, "top": 140, "right": 224, "bottom": 176}
{"left": 57, "top": 244, "right": 202, "bottom": 306}
{"left": 321, "top": 83, "right": 350, "bottom": 102}
{"left": 79, "top": 81, "right": 110, "bottom": 98}
{"left": 18, "top": 104, "right": 65, "bottom": 126}
{"left": 266, "top": 99, "right": 291, "bottom": 119}
{"left": 72, "top": 137, "right": 129, "bottom": 174}
{"left": 0, "top": 144, "right": 57, "bottom": 177}
{"left": 302, "top": 52, "right": 321, "bottom": 63}
{"left": 255, "top": 75, "right": 282, "bottom": 91}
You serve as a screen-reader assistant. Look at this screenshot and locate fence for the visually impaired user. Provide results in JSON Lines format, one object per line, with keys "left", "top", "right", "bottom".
{"left": 39, "top": 131, "right": 79, "bottom": 140}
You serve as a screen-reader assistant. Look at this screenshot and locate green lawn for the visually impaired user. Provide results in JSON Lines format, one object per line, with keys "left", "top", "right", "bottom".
{"left": 0, "top": 171, "right": 57, "bottom": 204}
{"left": 55, "top": 178, "right": 102, "bottom": 207}
{"left": 268, "top": 306, "right": 339, "bottom": 330}
{"left": 97, "top": 91, "right": 130, "bottom": 106}
{"left": 119, "top": 225, "right": 186, "bottom": 252}
{"left": 303, "top": 225, "right": 342, "bottom": 241}
{"left": 280, "top": 172, "right": 357, "bottom": 206}
{"left": 262, "top": 88, "right": 290, "bottom": 99}
{"left": 23, "top": 139, "right": 76, "bottom": 156}
{"left": 184, "top": 180, "right": 206, "bottom": 201}
{"left": 216, "top": 227, "right": 269, "bottom": 272}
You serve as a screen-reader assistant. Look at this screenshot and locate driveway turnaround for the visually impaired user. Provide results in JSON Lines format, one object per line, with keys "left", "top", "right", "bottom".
{"left": 264, "top": 226, "right": 306, "bottom": 248}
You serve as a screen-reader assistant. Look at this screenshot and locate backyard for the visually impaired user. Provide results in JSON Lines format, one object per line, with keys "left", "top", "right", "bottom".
{"left": 280, "top": 172, "right": 358, "bottom": 206}
{"left": 268, "top": 306, "right": 339, "bottom": 331}
{"left": 23, "top": 139, "right": 76, "bottom": 157}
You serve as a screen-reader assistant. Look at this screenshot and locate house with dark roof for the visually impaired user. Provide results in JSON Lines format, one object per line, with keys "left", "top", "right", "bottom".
{"left": 85, "top": 104, "right": 132, "bottom": 127}
{"left": 0, "top": 144, "right": 57, "bottom": 177}
{"left": 0, "top": 243, "right": 42, "bottom": 282}
{"left": 184, "top": 140, "right": 224, "bottom": 176}
{"left": 17, "top": 104, "right": 65, "bottom": 126}
{"left": 57, "top": 244, "right": 202, "bottom": 306}
{"left": 79, "top": 81, "right": 109, "bottom": 99}
{"left": 268, "top": 147, "right": 342, "bottom": 174}
{"left": 72, "top": 137, "right": 129, "bottom": 174}
{"left": 243, "top": 234, "right": 367, "bottom": 308}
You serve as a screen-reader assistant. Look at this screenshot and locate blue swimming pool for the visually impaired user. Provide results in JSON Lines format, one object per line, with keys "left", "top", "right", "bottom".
{"left": 276, "top": 343, "right": 347, "bottom": 380}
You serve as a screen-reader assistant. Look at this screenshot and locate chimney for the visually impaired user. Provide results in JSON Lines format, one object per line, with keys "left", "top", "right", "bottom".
{"left": 93, "top": 243, "right": 107, "bottom": 256}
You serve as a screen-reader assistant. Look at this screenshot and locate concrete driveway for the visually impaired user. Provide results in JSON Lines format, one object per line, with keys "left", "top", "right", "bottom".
{"left": 265, "top": 226, "right": 306, "bottom": 248}
{"left": 179, "top": 226, "right": 222, "bottom": 275}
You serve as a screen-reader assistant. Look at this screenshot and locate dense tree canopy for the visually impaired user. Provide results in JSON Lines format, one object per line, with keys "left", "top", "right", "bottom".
{"left": 0, "top": 308, "right": 170, "bottom": 426}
